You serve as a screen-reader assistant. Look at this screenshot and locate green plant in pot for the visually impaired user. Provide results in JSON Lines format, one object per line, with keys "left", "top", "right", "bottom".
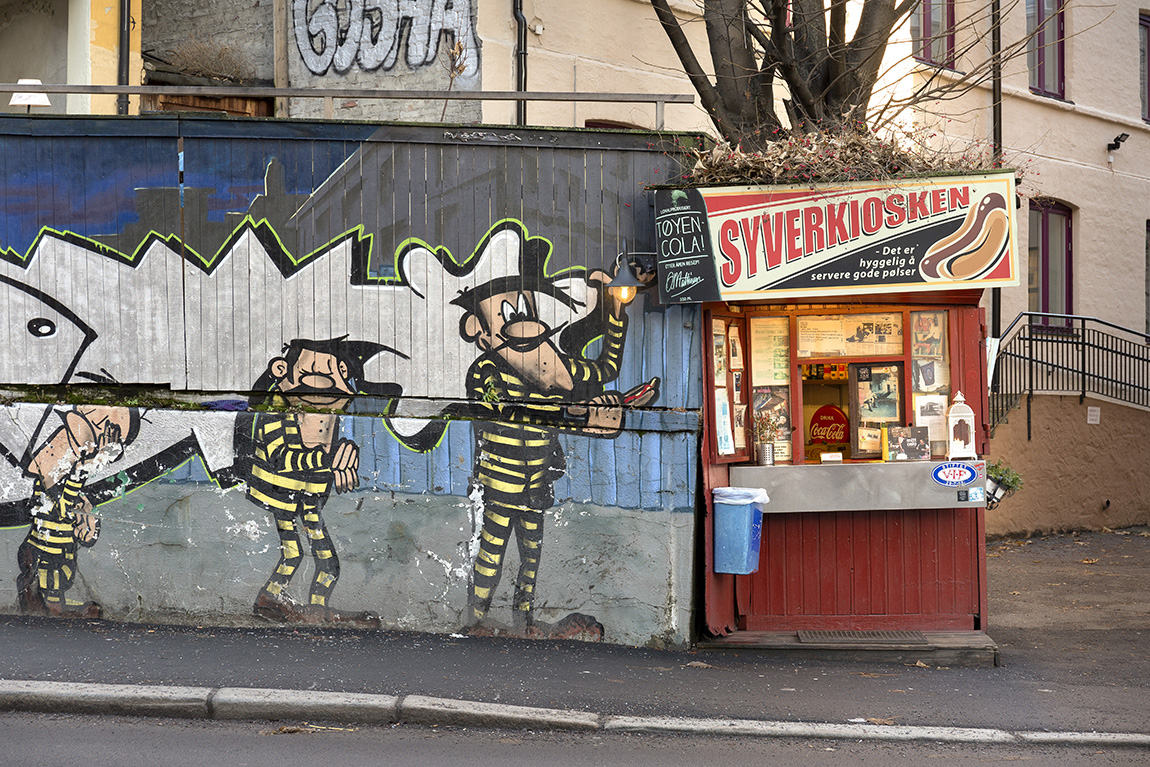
{"left": 985, "top": 459, "right": 1023, "bottom": 509}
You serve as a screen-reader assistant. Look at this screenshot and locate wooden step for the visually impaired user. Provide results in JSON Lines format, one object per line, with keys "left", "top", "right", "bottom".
{"left": 696, "top": 630, "right": 999, "bottom": 668}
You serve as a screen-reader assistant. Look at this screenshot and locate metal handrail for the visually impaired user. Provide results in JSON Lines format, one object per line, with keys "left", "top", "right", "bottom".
{"left": 990, "top": 312, "right": 1150, "bottom": 437}
{"left": 998, "top": 311, "right": 1150, "bottom": 344}
{"left": 0, "top": 82, "right": 695, "bottom": 128}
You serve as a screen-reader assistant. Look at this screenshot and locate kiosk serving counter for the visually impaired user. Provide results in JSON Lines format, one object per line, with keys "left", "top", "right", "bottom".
{"left": 652, "top": 171, "right": 1018, "bottom": 642}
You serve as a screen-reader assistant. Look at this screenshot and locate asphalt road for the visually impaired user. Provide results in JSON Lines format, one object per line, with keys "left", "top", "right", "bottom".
{"left": 3, "top": 712, "right": 1148, "bottom": 767}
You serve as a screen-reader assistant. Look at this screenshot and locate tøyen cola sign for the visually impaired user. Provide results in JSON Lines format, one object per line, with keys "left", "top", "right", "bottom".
{"left": 652, "top": 171, "right": 1019, "bottom": 304}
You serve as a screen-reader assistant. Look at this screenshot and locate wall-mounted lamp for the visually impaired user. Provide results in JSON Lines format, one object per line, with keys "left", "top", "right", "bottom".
{"left": 1106, "top": 133, "right": 1130, "bottom": 151}
{"left": 8, "top": 79, "right": 51, "bottom": 114}
{"left": 607, "top": 252, "right": 657, "bottom": 305}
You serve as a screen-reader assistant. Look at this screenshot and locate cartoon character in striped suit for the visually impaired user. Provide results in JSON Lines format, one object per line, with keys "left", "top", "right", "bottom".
{"left": 17, "top": 406, "right": 140, "bottom": 618}
{"left": 242, "top": 337, "right": 390, "bottom": 627}
{"left": 445, "top": 223, "right": 659, "bottom": 639}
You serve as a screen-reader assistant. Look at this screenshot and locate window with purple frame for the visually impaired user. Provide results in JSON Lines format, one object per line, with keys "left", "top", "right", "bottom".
{"left": 912, "top": 0, "right": 956, "bottom": 67}
{"left": 1028, "top": 0, "right": 1065, "bottom": 97}
{"left": 1029, "top": 201, "right": 1072, "bottom": 325}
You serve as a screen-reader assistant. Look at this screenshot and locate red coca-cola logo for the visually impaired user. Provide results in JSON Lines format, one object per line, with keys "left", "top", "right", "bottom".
{"left": 810, "top": 404, "right": 848, "bottom": 444}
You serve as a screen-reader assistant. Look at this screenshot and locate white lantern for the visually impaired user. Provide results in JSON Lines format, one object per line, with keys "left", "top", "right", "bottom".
{"left": 946, "top": 391, "right": 977, "bottom": 460}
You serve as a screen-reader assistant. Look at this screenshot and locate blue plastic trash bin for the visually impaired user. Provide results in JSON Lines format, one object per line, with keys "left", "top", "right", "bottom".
{"left": 712, "top": 487, "right": 769, "bottom": 575}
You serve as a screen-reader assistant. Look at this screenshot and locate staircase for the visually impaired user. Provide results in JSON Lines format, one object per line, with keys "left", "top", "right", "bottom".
{"left": 990, "top": 313, "right": 1150, "bottom": 435}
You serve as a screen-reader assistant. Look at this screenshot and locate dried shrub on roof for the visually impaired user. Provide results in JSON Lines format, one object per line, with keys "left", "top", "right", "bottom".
{"left": 686, "top": 128, "right": 1005, "bottom": 187}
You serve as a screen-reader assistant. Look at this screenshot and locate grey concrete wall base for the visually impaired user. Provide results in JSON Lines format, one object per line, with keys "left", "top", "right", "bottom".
{"left": 0, "top": 680, "right": 211, "bottom": 718}
{"left": 399, "top": 694, "right": 600, "bottom": 731}
{"left": 212, "top": 687, "right": 398, "bottom": 724}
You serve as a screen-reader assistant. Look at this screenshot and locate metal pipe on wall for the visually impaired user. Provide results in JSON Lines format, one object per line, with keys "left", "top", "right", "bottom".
{"left": 990, "top": 0, "right": 1003, "bottom": 337}
{"left": 513, "top": 0, "right": 528, "bottom": 125}
{"left": 116, "top": 0, "right": 131, "bottom": 115}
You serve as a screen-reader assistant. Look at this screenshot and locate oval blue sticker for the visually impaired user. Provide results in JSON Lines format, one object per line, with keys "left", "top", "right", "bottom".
{"left": 932, "top": 462, "right": 977, "bottom": 487}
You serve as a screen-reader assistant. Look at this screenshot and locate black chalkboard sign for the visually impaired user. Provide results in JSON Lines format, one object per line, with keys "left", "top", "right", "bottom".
{"left": 653, "top": 188, "right": 721, "bottom": 304}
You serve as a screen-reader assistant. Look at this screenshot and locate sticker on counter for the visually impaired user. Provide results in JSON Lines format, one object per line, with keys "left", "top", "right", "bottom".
{"left": 931, "top": 462, "right": 977, "bottom": 487}
{"left": 967, "top": 486, "right": 986, "bottom": 502}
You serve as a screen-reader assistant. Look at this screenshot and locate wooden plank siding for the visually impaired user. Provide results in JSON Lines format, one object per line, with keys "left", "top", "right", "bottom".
{"left": 739, "top": 509, "right": 981, "bottom": 631}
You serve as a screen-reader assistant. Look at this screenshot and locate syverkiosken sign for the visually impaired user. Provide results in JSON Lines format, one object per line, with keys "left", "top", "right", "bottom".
{"left": 653, "top": 171, "right": 1019, "bottom": 304}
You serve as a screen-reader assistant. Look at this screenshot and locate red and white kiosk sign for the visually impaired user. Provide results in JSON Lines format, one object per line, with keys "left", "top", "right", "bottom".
{"left": 653, "top": 171, "right": 1019, "bottom": 303}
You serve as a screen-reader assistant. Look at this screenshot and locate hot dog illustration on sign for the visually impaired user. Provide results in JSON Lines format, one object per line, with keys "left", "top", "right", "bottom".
{"left": 919, "top": 192, "right": 1010, "bottom": 281}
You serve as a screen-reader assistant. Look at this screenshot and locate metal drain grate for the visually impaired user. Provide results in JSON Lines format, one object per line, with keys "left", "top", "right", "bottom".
{"left": 797, "top": 630, "right": 929, "bottom": 645}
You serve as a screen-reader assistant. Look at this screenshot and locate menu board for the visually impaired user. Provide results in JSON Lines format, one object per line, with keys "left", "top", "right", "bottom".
{"left": 653, "top": 188, "right": 722, "bottom": 304}
{"left": 749, "top": 316, "right": 790, "bottom": 385}
{"left": 797, "top": 313, "right": 903, "bottom": 358}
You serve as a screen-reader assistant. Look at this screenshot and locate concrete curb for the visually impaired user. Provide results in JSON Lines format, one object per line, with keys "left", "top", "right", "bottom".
{"left": 3, "top": 679, "right": 1149, "bottom": 748}
{"left": 0, "top": 679, "right": 212, "bottom": 719}
{"left": 212, "top": 687, "right": 398, "bottom": 724}
{"left": 400, "top": 694, "right": 599, "bottom": 731}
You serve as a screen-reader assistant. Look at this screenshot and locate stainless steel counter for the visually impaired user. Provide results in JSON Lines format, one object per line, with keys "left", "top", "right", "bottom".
{"left": 728, "top": 460, "right": 987, "bottom": 513}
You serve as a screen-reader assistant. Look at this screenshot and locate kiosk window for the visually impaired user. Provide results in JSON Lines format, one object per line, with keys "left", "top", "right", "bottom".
{"left": 735, "top": 306, "right": 956, "bottom": 464}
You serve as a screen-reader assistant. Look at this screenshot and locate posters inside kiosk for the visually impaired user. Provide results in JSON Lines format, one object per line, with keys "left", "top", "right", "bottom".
{"left": 653, "top": 172, "right": 1019, "bottom": 303}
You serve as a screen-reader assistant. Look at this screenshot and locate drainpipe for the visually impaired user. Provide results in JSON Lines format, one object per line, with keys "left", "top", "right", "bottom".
{"left": 513, "top": 0, "right": 527, "bottom": 125}
{"left": 117, "top": 0, "right": 131, "bottom": 115}
{"left": 990, "top": 0, "right": 1003, "bottom": 337}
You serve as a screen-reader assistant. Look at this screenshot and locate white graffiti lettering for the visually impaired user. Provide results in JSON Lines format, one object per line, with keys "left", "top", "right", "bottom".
{"left": 293, "top": 0, "right": 478, "bottom": 78}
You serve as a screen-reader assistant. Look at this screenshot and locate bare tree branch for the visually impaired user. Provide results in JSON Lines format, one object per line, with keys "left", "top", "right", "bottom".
{"left": 648, "top": 0, "right": 1069, "bottom": 146}
{"left": 650, "top": 0, "right": 735, "bottom": 138}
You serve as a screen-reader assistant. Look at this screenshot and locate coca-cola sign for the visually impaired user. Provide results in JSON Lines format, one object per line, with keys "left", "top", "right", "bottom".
{"left": 810, "top": 404, "right": 848, "bottom": 444}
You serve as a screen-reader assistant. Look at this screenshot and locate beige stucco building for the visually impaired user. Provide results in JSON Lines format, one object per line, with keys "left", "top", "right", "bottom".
{"left": 878, "top": 0, "right": 1150, "bottom": 533}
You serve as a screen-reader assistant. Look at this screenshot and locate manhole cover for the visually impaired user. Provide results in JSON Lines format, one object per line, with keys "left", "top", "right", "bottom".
{"left": 797, "top": 630, "right": 929, "bottom": 645}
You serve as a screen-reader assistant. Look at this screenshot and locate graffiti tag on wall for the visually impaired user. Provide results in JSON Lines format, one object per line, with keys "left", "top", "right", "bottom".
{"left": 293, "top": 0, "right": 479, "bottom": 80}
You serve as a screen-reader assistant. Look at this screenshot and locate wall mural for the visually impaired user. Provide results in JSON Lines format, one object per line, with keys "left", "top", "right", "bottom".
{"left": 0, "top": 124, "right": 696, "bottom": 644}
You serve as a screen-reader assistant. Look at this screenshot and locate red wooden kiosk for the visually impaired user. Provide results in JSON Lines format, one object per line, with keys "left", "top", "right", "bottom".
{"left": 652, "top": 172, "right": 1017, "bottom": 660}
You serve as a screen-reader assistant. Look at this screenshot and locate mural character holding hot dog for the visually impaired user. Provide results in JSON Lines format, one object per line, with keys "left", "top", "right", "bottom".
{"left": 421, "top": 222, "right": 660, "bottom": 639}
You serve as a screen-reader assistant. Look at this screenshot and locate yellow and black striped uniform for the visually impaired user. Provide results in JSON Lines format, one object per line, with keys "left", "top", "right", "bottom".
{"left": 17, "top": 475, "right": 86, "bottom": 611}
{"left": 246, "top": 410, "right": 340, "bottom": 608}
{"left": 467, "top": 313, "right": 626, "bottom": 626}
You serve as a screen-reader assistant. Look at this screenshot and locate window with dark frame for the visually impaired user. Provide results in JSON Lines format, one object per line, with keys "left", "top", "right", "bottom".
{"left": 707, "top": 306, "right": 960, "bottom": 464}
{"left": 912, "top": 0, "right": 956, "bottom": 67}
{"left": 1028, "top": 201, "right": 1073, "bottom": 325}
{"left": 1027, "top": 0, "right": 1066, "bottom": 98}
{"left": 1141, "top": 14, "right": 1150, "bottom": 122}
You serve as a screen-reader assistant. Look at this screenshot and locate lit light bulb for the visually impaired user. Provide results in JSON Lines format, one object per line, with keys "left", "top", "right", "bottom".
{"left": 615, "top": 284, "right": 637, "bottom": 304}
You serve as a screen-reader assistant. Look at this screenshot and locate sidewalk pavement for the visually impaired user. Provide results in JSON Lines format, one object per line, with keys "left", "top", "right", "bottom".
{"left": 1, "top": 529, "right": 1148, "bottom": 747}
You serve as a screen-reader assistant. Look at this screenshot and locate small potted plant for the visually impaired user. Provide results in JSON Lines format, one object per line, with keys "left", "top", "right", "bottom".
{"left": 752, "top": 407, "right": 785, "bottom": 466}
{"left": 985, "top": 459, "right": 1023, "bottom": 509}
